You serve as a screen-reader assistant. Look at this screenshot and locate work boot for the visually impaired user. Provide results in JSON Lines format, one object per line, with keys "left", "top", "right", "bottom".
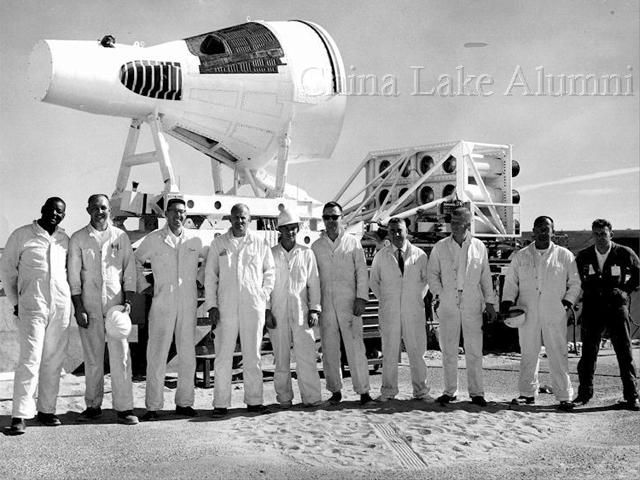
{"left": 5, "top": 418, "right": 26, "bottom": 436}
{"left": 37, "top": 412, "right": 61, "bottom": 426}
{"left": 572, "top": 394, "right": 591, "bottom": 406}
{"left": 377, "top": 395, "right": 395, "bottom": 402}
{"left": 510, "top": 396, "right": 535, "bottom": 405}
{"left": 436, "top": 394, "right": 456, "bottom": 405}
{"left": 471, "top": 396, "right": 488, "bottom": 407}
{"left": 141, "top": 410, "right": 159, "bottom": 421}
{"left": 211, "top": 408, "right": 228, "bottom": 418}
{"left": 328, "top": 391, "right": 342, "bottom": 405}
{"left": 175, "top": 406, "right": 198, "bottom": 417}
{"left": 619, "top": 398, "right": 640, "bottom": 411}
{"left": 247, "top": 404, "right": 271, "bottom": 414}
{"left": 557, "top": 401, "right": 575, "bottom": 412}
{"left": 78, "top": 407, "right": 102, "bottom": 422}
{"left": 359, "top": 393, "right": 376, "bottom": 406}
{"left": 116, "top": 411, "right": 139, "bottom": 425}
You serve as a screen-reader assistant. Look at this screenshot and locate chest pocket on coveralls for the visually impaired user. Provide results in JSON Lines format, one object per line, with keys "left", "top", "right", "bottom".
{"left": 519, "top": 263, "right": 536, "bottom": 289}
{"left": 81, "top": 247, "right": 97, "bottom": 269}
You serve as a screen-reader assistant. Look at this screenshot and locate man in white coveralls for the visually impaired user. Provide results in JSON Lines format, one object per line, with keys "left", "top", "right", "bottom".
{"left": 266, "top": 207, "right": 323, "bottom": 408}
{"left": 1, "top": 197, "right": 71, "bottom": 435}
{"left": 68, "top": 194, "right": 138, "bottom": 425}
{"left": 311, "top": 201, "right": 375, "bottom": 406}
{"left": 501, "top": 215, "right": 581, "bottom": 411}
{"left": 427, "top": 207, "right": 497, "bottom": 407}
{"left": 135, "top": 198, "right": 206, "bottom": 421}
{"left": 206, "top": 203, "right": 275, "bottom": 417}
{"left": 369, "top": 217, "right": 430, "bottom": 401}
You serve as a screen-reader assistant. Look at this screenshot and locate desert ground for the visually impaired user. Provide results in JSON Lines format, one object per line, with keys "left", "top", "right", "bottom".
{"left": 1, "top": 342, "right": 639, "bottom": 480}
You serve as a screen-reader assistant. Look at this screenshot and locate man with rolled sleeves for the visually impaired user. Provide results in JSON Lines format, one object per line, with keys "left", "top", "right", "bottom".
{"left": 574, "top": 218, "right": 639, "bottom": 410}
{"left": 1, "top": 197, "right": 71, "bottom": 435}
{"left": 68, "top": 194, "right": 138, "bottom": 425}
{"left": 312, "top": 201, "right": 375, "bottom": 406}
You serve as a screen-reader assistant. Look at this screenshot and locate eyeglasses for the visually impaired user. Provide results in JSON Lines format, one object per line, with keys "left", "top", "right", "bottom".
{"left": 322, "top": 215, "right": 341, "bottom": 221}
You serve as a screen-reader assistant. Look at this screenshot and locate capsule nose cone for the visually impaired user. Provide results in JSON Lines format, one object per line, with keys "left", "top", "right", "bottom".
{"left": 28, "top": 40, "right": 53, "bottom": 102}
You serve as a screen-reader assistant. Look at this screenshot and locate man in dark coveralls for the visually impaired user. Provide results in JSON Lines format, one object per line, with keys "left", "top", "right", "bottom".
{"left": 574, "top": 218, "right": 640, "bottom": 410}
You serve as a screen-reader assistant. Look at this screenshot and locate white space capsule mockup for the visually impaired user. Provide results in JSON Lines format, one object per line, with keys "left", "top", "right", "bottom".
{"left": 28, "top": 21, "right": 346, "bottom": 197}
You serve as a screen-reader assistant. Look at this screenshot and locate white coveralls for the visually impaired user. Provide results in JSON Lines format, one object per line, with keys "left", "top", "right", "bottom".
{"left": 205, "top": 230, "right": 275, "bottom": 408}
{"left": 427, "top": 235, "right": 497, "bottom": 398}
{"left": 0, "top": 221, "right": 71, "bottom": 418}
{"left": 135, "top": 226, "right": 206, "bottom": 411}
{"left": 311, "top": 230, "right": 370, "bottom": 395}
{"left": 369, "top": 241, "right": 430, "bottom": 399}
{"left": 268, "top": 243, "right": 322, "bottom": 406}
{"left": 502, "top": 242, "right": 581, "bottom": 401}
{"left": 68, "top": 224, "right": 136, "bottom": 412}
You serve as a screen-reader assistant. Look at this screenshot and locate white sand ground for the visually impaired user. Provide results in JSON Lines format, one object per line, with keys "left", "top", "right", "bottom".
{"left": 1, "top": 348, "right": 638, "bottom": 480}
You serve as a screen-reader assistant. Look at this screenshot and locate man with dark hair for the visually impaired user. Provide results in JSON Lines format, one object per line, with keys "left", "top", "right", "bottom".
{"left": 206, "top": 203, "right": 275, "bottom": 416}
{"left": 427, "top": 207, "right": 497, "bottom": 407}
{"left": 312, "top": 201, "right": 375, "bottom": 406}
{"left": 68, "top": 194, "right": 138, "bottom": 425}
{"left": 501, "top": 215, "right": 581, "bottom": 411}
{"left": 1, "top": 197, "right": 71, "bottom": 435}
{"left": 574, "top": 219, "right": 639, "bottom": 410}
{"left": 370, "top": 217, "right": 430, "bottom": 401}
{"left": 135, "top": 197, "right": 207, "bottom": 420}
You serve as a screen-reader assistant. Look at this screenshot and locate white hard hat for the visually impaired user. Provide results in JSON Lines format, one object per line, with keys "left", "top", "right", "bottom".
{"left": 105, "top": 305, "right": 132, "bottom": 340}
{"left": 277, "top": 207, "right": 300, "bottom": 227}
{"left": 503, "top": 306, "right": 526, "bottom": 328}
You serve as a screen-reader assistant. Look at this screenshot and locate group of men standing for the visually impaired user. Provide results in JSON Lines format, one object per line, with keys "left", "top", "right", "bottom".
{"left": 1, "top": 195, "right": 638, "bottom": 436}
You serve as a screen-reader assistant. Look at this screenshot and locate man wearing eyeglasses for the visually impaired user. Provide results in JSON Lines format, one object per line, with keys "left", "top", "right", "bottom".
{"left": 311, "top": 202, "right": 375, "bottom": 406}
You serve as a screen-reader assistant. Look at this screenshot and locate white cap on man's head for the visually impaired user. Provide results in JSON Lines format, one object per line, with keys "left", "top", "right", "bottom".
{"left": 277, "top": 208, "right": 300, "bottom": 227}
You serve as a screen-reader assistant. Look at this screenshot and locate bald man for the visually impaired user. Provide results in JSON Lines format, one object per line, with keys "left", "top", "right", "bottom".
{"left": 206, "top": 204, "right": 275, "bottom": 416}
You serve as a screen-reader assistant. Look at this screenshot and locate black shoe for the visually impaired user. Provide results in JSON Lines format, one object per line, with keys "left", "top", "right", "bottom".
{"left": 246, "top": 404, "right": 270, "bottom": 414}
{"left": 557, "top": 401, "right": 575, "bottom": 412}
{"left": 572, "top": 394, "right": 591, "bottom": 406}
{"left": 37, "top": 412, "right": 61, "bottom": 427}
{"left": 78, "top": 407, "right": 102, "bottom": 422}
{"left": 471, "top": 396, "right": 487, "bottom": 407}
{"left": 142, "top": 410, "right": 160, "bottom": 421}
{"left": 175, "top": 406, "right": 198, "bottom": 417}
{"left": 618, "top": 398, "right": 640, "bottom": 411}
{"left": 211, "top": 408, "right": 228, "bottom": 418}
{"left": 328, "top": 391, "right": 342, "bottom": 405}
{"left": 436, "top": 394, "right": 457, "bottom": 405}
{"left": 116, "top": 411, "right": 139, "bottom": 425}
{"left": 359, "top": 393, "right": 376, "bottom": 406}
{"left": 5, "top": 418, "right": 26, "bottom": 436}
{"left": 510, "top": 396, "right": 535, "bottom": 405}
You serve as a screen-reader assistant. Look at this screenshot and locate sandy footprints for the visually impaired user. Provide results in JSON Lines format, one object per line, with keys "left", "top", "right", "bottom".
{"left": 218, "top": 407, "right": 567, "bottom": 470}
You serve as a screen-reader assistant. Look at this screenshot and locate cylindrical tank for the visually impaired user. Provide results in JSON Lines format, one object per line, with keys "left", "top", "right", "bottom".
{"left": 28, "top": 21, "right": 346, "bottom": 173}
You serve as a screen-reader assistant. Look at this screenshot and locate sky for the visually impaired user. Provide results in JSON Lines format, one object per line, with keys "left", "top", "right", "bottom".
{"left": 1, "top": 0, "right": 639, "bottom": 245}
